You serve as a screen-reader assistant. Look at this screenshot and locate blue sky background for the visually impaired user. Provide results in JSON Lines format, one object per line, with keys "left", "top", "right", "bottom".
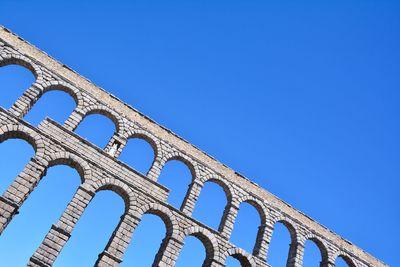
{"left": 0, "top": 0, "right": 399, "bottom": 266}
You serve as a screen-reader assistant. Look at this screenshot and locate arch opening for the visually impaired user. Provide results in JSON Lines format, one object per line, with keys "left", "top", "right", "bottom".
{"left": 158, "top": 159, "right": 193, "bottom": 209}
{"left": 335, "top": 255, "right": 355, "bottom": 267}
{"left": 192, "top": 180, "right": 228, "bottom": 230}
{"left": 303, "top": 239, "right": 324, "bottom": 267}
{"left": 266, "top": 222, "right": 293, "bottom": 267}
{"left": 0, "top": 137, "right": 35, "bottom": 195}
{"left": 0, "top": 64, "right": 35, "bottom": 109}
{"left": 0, "top": 164, "right": 81, "bottom": 266}
{"left": 121, "top": 213, "right": 167, "bottom": 266}
{"left": 225, "top": 256, "right": 243, "bottom": 267}
{"left": 175, "top": 235, "right": 208, "bottom": 267}
{"left": 119, "top": 137, "right": 155, "bottom": 175}
{"left": 24, "top": 90, "right": 76, "bottom": 126}
{"left": 230, "top": 201, "right": 261, "bottom": 253}
{"left": 226, "top": 252, "right": 252, "bottom": 267}
{"left": 54, "top": 189, "right": 125, "bottom": 266}
{"left": 74, "top": 113, "right": 116, "bottom": 149}
{"left": 0, "top": 129, "right": 40, "bottom": 153}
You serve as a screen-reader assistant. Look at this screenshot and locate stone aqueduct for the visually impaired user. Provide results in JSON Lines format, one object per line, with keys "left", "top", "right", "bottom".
{"left": 0, "top": 26, "right": 386, "bottom": 267}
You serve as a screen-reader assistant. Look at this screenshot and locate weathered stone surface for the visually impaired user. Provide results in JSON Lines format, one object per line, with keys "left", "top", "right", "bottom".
{"left": 0, "top": 26, "right": 386, "bottom": 267}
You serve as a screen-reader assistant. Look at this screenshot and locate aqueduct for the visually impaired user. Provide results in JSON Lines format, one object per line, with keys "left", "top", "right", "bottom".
{"left": 0, "top": 26, "right": 387, "bottom": 267}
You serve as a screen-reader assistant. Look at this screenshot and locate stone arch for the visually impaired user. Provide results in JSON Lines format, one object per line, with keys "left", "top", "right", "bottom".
{"left": 232, "top": 194, "right": 268, "bottom": 256}
{"left": 160, "top": 151, "right": 197, "bottom": 182}
{"left": 1, "top": 158, "right": 84, "bottom": 265}
{"left": 200, "top": 174, "right": 234, "bottom": 203}
{"left": 122, "top": 128, "right": 161, "bottom": 163}
{"left": 236, "top": 195, "right": 267, "bottom": 224}
{"left": 270, "top": 216, "right": 298, "bottom": 243}
{"left": 39, "top": 80, "right": 84, "bottom": 109}
{"left": 136, "top": 202, "right": 179, "bottom": 239}
{"left": 80, "top": 104, "right": 124, "bottom": 134}
{"left": 223, "top": 247, "right": 255, "bottom": 267}
{"left": 90, "top": 177, "right": 134, "bottom": 212}
{"left": 303, "top": 233, "right": 330, "bottom": 264}
{"left": 0, "top": 53, "right": 42, "bottom": 80}
{"left": 35, "top": 178, "right": 128, "bottom": 267}
{"left": 180, "top": 226, "right": 219, "bottom": 263}
{"left": 334, "top": 252, "right": 357, "bottom": 267}
{"left": 196, "top": 174, "right": 235, "bottom": 235}
{"left": 94, "top": 200, "right": 179, "bottom": 266}
{"left": 115, "top": 128, "right": 161, "bottom": 177}
{"left": 0, "top": 123, "right": 45, "bottom": 159}
{"left": 46, "top": 151, "right": 91, "bottom": 183}
{"left": 0, "top": 145, "right": 89, "bottom": 240}
{"left": 155, "top": 152, "right": 198, "bottom": 210}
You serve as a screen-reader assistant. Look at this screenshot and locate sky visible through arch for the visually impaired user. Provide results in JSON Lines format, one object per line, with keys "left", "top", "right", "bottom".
{"left": 0, "top": 0, "right": 399, "bottom": 266}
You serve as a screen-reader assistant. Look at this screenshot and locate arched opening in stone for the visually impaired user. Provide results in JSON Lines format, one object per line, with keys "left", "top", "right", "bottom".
{"left": 0, "top": 64, "right": 35, "bottom": 109}
{"left": 24, "top": 90, "right": 76, "bottom": 126}
{"left": 175, "top": 236, "right": 207, "bottom": 267}
{"left": 266, "top": 222, "right": 292, "bottom": 267}
{"left": 0, "top": 138, "right": 34, "bottom": 195}
{"left": 225, "top": 256, "right": 244, "bottom": 267}
{"left": 192, "top": 180, "right": 228, "bottom": 230}
{"left": 0, "top": 164, "right": 81, "bottom": 266}
{"left": 303, "top": 239, "right": 323, "bottom": 267}
{"left": 54, "top": 190, "right": 125, "bottom": 266}
{"left": 230, "top": 201, "right": 261, "bottom": 253}
{"left": 336, "top": 255, "right": 355, "bottom": 267}
{"left": 74, "top": 113, "right": 116, "bottom": 149}
{"left": 158, "top": 159, "right": 193, "bottom": 209}
{"left": 119, "top": 137, "right": 155, "bottom": 175}
{"left": 121, "top": 213, "right": 167, "bottom": 266}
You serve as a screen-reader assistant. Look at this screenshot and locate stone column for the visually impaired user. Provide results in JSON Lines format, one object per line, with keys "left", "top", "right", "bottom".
{"left": 253, "top": 223, "right": 274, "bottom": 260}
{"left": 180, "top": 180, "right": 203, "bottom": 216}
{"left": 286, "top": 241, "right": 304, "bottom": 267}
{"left": 28, "top": 185, "right": 94, "bottom": 267}
{"left": 218, "top": 202, "right": 239, "bottom": 240}
{"left": 0, "top": 196, "right": 19, "bottom": 233}
{"left": 146, "top": 158, "right": 163, "bottom": 182}
{"left": 95, "top": 213, "right": 141, "bottom": 267}
{"left": 104, "top": 133, "right": 127, "bottom": 158}
{"left": 152, "top": 236, "right": 183, "bottom": 267}
{"left": 0, "top": 157, "right": 46, "bottom": 233}
{"left": 63, "top": 108, "right": 85, "bottom": 132}
{"left": 9, "top": 83, "right": 42, "bottom": 118}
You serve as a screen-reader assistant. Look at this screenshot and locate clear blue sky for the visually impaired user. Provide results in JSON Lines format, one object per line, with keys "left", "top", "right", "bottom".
{"left": 0, "top": 0, "right": 399, "bottom": 266}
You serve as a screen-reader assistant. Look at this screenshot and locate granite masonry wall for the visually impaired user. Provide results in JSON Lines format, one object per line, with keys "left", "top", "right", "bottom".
{"left": 0, "top": 26, "right": 387, "bottom": 267}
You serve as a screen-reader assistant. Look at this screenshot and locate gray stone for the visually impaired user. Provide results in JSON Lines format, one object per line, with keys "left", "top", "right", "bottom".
{"left": 0, "top": 26, "right": 386, "bottom": 267}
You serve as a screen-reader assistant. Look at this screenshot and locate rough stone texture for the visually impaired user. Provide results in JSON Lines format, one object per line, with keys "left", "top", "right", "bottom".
{"left": 0, "top": 26, "right": 387, "bottom": 267}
